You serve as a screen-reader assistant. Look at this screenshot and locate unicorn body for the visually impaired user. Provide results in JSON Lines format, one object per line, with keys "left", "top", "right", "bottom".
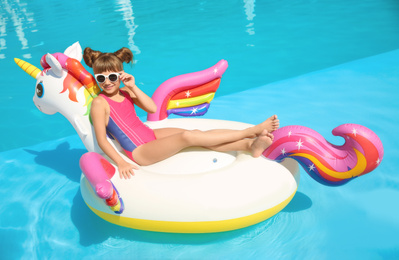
{"left": 15, "top": 42, "right": 383, "bottom": 233}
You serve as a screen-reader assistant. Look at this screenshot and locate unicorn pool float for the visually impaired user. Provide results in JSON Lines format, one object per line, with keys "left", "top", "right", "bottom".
{"left": 15, "top": 42, "right": 384, "bottom": 233}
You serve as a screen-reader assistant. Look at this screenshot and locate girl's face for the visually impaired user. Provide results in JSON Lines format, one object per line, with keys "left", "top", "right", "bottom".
{"left": 94, "top": 71, "right": 121, "bottom": 94}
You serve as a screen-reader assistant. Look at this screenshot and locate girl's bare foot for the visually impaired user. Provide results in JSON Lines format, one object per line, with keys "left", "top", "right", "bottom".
{"left": 251, "top": 130, "right": 273, "bottom": 158}
{"left": 263, "top": 115, "right": 279, "bottom": 133}
{"left": 251, "top": 115, "right": 279, "bottom": 136}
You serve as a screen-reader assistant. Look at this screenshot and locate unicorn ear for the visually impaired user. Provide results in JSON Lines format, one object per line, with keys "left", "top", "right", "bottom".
{"left": 46, "top": 53, "right": 63, "bottom": 77}
{"left": 64, "top": 41, "right": 83, "bottom": 61}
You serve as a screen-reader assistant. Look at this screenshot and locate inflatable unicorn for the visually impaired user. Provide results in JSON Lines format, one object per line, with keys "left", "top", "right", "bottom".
{"left": 15, "top": 42, "right": 383, "bottom": 233}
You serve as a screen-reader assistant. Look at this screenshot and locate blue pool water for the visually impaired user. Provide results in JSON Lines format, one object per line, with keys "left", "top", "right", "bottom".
{"left": 1, "top": 0, "right": 399, "bottom": 259}
{"left": 2, "top": 0, "right": 399, "bottom": 151}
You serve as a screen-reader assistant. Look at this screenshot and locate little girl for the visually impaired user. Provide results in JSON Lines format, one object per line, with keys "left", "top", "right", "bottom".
{"left": 83, "top": 47, "right": 279, "bottom": 179}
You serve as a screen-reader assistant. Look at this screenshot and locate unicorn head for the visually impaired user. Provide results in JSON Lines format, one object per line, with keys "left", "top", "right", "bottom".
{"left": 15, "top": 42, "right": 102, "bottom": 152}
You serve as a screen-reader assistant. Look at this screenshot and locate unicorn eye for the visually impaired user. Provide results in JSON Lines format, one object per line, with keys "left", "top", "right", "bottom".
{"left": 36, "top": 82, "right": 44, "bottom": 98}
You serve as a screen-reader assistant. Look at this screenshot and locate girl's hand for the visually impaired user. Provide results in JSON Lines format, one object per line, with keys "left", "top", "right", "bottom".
{"left": 119, "top": 71, "right": 136, "bottom": 89}
{"left": 117, "top": 160, "right": 139, "bottom": 179}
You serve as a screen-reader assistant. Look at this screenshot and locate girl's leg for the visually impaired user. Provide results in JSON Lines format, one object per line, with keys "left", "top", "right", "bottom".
{"left": 154, "top": 127, "right": 254, "bottom": 140}
{"left": 152, "top": 115, "right": 279, "bottom": 140}
{"left": 153, "top": 128, "right": 186, "bottom": 139}
{"left": 205, "top": 130, "right": 274, "bottom": 157}
{"left": 155, "top": 127, "right": 255, "bottom": 147}
{"left": 132, "top": 131, "right": 193, "bottom": 165}
{"left": 132, "top": 115, "right": 279, "bottom": 165}
{"left": 133, "top": 128, "right": 273, "bottom": 165}
{"left": 155, "top": 128, "right": 264, "bottom": 153}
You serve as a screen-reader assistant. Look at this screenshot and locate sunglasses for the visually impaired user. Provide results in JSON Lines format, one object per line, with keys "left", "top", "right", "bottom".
{"left": 94, "top": 73, "right": 120, "bottom": 83}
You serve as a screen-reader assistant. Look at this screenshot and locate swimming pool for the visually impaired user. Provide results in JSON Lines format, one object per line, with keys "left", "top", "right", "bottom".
{"left": 1, "top": 0, "right": 399, "bottom": 259}
{"left": 2, "top": 0, "right": 399, "bottom": 152}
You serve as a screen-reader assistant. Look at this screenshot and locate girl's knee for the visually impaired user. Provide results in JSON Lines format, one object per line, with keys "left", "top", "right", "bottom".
{"left": 181, "top": 129, "right": 202, "bottom": 145}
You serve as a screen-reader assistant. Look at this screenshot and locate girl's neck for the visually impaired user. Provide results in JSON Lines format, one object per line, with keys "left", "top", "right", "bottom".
{"left": 102, "top": 89, "right": 125, "bottom": 102}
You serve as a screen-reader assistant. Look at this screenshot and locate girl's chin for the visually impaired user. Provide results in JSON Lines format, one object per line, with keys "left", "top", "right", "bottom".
{"left": 102, "top": 86, "right": 117, "bottom": 92}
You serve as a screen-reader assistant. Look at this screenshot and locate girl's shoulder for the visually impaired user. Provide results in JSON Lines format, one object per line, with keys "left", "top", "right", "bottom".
{"left": 91, "top": 95, "right": 109, "bottom": 110}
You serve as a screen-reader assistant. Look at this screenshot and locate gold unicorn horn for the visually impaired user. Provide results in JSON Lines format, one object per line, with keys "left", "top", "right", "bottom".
{"left": 14, "top": 58, "right": 41, "bottom": 79}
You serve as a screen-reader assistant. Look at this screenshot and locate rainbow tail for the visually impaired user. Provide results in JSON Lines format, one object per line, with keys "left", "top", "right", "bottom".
{"left": 263, "top": 124, "right": 384, "bottom": 186}
{"left": 147, "top": 60, "right": 228, "bottom": 121}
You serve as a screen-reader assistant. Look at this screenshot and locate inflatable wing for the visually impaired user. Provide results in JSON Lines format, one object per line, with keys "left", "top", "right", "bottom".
{"left": 147, "top": 60, "right": 228, "bottom": 121}
{"left": 263, "top": 124, "right": 384, "bottom": 186}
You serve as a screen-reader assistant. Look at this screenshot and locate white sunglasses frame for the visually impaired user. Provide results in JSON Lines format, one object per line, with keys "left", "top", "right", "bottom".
{"left": 94, "top": 73, "right": 121, "bottom": 83}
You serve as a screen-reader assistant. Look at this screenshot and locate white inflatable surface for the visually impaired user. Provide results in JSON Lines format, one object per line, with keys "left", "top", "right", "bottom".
{"left": 80, "top": 118, "right": 299, "bottom": 233}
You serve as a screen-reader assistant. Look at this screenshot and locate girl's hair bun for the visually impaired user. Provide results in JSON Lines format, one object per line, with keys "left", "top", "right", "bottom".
{"left": 83, "top": 47, "right": 102, "bottom": 68}
{"left": 114, "top": 47, "right": 133, "bottom": 64}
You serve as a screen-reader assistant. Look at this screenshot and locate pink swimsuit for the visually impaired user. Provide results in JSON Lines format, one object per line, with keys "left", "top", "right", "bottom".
{"left": 100, "top": 90, "right": 156, "bottom": 162}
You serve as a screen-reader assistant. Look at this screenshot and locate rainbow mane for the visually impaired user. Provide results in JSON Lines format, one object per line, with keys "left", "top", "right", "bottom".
{"left": 40, "top": 52, "right": 101, "bottom": 115}
{"left": 40, "top": 52, "right": 101, "bottom": 99}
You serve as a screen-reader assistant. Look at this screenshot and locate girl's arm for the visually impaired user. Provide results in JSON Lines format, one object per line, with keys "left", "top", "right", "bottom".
{"left": 119, "top": 71, "right": 157, "bottom": 113}
{"left": 91, "top": 96, "right": 139, "bottom": 179}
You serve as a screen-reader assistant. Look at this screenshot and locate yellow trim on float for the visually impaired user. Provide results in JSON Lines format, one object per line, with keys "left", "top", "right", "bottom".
{"left": 86, "top": 190, "right": 296, "bottom": 233}
{"left": 167, "top": 93, "right": 215, "bottom": 110}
